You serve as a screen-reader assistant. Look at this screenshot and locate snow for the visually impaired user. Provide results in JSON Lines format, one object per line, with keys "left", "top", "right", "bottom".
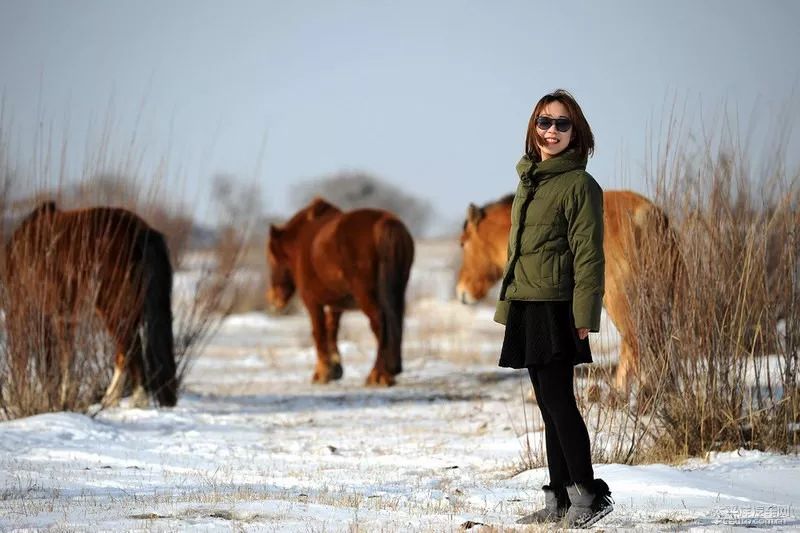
{"left": 1, "top": 250, "right": 798, "bottom": 531}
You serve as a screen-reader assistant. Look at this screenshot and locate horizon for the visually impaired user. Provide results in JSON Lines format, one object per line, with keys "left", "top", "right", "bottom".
{"left": 1, "top": 0, "right": 799, "bottom": 235}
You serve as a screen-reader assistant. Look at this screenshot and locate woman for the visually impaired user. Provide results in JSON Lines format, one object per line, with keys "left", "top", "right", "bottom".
{"left": 494, "top": 89, "right": 613, "bottom": 528}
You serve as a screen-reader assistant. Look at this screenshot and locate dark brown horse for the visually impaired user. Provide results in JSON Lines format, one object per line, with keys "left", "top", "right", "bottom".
{"left": 266, "top": 198, "right": 414, "bottom": 386}
{"left": 3, "top": 201, "right": 177, "bottom": 408}
{"left": 457, "top": 190, "right": 681, "bottom": 392}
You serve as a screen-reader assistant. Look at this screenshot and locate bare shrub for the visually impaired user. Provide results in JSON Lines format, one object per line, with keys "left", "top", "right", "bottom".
{"left": 0, "top": 118, "right": 243, "bottom": 418}
{"left": 189, "top": 174, "right": 266, "bottom": 316}
{"left": 513, "top": 380, "right": 546, "bottom": 475}
{"left": 0, "top": 208, "right": 141, "bottom": 417}
{"left": 622, "top": 110, "right": 800, "bottom": 459}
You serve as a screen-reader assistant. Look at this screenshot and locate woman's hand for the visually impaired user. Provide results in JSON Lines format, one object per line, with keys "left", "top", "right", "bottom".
{"left": 576, "top": 327, "right": 589, "bottom": 340}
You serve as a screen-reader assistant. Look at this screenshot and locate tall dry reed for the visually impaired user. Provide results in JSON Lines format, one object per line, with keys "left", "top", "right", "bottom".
{"left": 0, "top": 112, "right": 243, "bottom": 418}
{"left": 623, "top": 108, "right": 800, "bottom": 459}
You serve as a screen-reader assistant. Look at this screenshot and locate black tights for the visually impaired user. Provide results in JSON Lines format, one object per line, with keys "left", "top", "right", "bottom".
{"left": 528, "top": 361, "right": 593, "bottom": 487}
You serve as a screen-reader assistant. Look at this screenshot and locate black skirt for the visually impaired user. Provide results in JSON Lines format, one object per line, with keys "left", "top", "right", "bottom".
{"left": 498, "top": 300, "right": 592, "bottom": 368}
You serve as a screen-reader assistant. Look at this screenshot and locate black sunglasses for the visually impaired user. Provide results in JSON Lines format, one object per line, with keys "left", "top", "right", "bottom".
{"left": 535, "top": 116, "right": 572, "bottom": 132}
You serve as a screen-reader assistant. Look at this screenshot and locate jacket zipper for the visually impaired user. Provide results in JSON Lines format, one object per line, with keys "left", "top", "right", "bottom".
{"left": 499, "top": 181, "right": 538, "bottom": 301}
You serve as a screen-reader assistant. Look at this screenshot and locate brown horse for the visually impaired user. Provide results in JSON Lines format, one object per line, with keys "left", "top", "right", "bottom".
{"left": 457, "top": 190, "right": 681, "bottom": 392}
{"left": 3, "top": 201, "right": 177, "bottom": 408}
{"left": 266, "top": 198, "right": 414, "bottom": 386}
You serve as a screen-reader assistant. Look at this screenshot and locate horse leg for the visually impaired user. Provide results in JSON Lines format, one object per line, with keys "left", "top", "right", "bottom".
{"left": 102, "top": 350, "right": 126, "bottom": 408}
{"left": 41, "top": 315, "right": 67, "bottom": 409}
{"left": 615, "top": 336, "right": 638, "bottom": 395}
{"left": 352, "top": 290, "right": 394, "bottom": 386}
{"left": 56, "top": 318, "right": 76, "bottom": 410}
{"left": 308, "top": 303, "right": 337, "bottom": 384}
{"left": 324, "top": 306, "right": 344, "bottom": 380}
{"left": 43, "top": 311, "right": 76, "bottom": 409}
{"left": 127, "top": 335, "right": 149, "bottom": 408}
{"left": 102, "top": 323, "right": 143, "bottom": 408}
{"left": 602, "top": 280, "right": 638, "bottom": 397}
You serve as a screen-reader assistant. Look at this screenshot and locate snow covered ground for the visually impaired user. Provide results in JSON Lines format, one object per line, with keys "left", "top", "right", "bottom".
{"left": 1, "top": 241, "right": 798, "bottom": 531}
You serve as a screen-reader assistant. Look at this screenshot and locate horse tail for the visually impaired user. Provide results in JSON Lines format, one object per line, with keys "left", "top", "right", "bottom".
{"left": 666, "top": 218, "right": 685, "bottom": 307}
{"left": 651, "top": 204, "right": 684, "bottom": 305}
{"left": 375, "top": 216, "right": 414, "bottom": 376}
{"left": 139, "top": 228, "right": 177, "bottom": 407}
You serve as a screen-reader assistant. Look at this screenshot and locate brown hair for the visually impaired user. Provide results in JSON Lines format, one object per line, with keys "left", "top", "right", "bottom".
{"left": 525, "top": 89, "right": 595, "bottom": 161}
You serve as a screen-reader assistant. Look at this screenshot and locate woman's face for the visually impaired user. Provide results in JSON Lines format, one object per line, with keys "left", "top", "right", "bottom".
{"left": 536, "top": 100, "right": 573, "bottom": 161}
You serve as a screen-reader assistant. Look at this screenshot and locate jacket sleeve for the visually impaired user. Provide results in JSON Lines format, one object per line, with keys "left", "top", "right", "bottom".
{"left": 564, "top": 175, "right": 605, "bottom": 331}
{"left": 493, "top": 216, "right": 515, "bottom": 325}
{"left": 494, "top": 184, "right": 522, "bottom": 326}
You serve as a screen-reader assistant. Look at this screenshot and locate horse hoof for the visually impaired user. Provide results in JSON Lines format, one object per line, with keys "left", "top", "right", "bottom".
{"left": 100, "top": 396, "right": 121, "bottom": 409}
{"left": 130, "top": 395, "right": 150, "bottom": 409}
{"left": 365, "top": 370, "right": 395, "bottom": 387}
{"left": 311, "top": 372, "right": 330, "bottom": 384}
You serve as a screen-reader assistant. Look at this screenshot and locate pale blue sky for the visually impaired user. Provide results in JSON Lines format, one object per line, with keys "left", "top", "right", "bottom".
{"left": 1, "top": 0, "right": 798, "bottom": 233}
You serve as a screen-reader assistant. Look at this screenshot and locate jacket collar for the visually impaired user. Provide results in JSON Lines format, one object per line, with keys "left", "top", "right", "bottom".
{"left": 516, "top": 150, "right": 587, "bottom": 186}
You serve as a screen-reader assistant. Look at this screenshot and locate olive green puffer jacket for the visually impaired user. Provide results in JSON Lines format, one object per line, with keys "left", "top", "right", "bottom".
{"left": 494, "top": 150, "right": 605, "bottom": 331}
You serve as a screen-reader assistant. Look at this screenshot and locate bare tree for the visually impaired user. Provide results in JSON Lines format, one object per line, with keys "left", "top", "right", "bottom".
{"left": 290, "top": 171, "right": 432, "bottom": 236}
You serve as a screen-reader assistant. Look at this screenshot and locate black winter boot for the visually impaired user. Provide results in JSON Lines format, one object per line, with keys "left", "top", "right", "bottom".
{"left": 516, "top": 484, "right": 570, "bottom": 524}
{"left": 565, "top": 478, "right": 613, "bottom": 528}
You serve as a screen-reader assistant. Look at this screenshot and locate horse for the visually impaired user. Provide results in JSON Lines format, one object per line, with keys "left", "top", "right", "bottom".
{"left": 266, "top": 197, "right": 414, "bottom": 386}
{"left": 456, "top": 190, "right": 681, "bottom": 393}
{"left": 3, "top": 201, "right": 177, "bottom": 408}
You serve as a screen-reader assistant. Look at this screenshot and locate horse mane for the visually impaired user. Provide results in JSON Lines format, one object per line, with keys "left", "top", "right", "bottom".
{"left": 283, "top": 197, "right": 341, "bottom": 229}
{"left": 21, "top": 200, "right": 58, "bottom": 223}
{"left": 485, "top": 193, "right": 514, "bottom": 210}
{"left": 463, "top": 193, "right": 514, "bottom": 230}
{"left": 6, "top": 201, "right": 59, "bottom": 245}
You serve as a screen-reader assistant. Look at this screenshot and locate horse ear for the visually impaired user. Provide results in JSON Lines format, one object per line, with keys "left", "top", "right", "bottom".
{"left": 24, "top": 200, "right": 57, "bottom": 223}
{"left": 268, "top": 224, "right": 285, "bottom": 258}
{"left": 269, "top": 224, "right": 282, "bottom": 240}
{"left": 37, "top": 201, "right": 57, "bottom": 215}
{"left": 466, "top": 203, "right": 484, "bottom": 226}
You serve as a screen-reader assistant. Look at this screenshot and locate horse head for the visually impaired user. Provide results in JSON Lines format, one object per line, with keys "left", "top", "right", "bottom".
{"left": 4, "top": 201, "right": 59, "bottom": 275}
{"left": 266, "top": 224, "right": 296, "bottom": 311}
{"left": 32, "top": 200, "right": 58, "bottom": 216}
{"left": 15, "top": 200, "right": 58, "bottom": 230}
{"left": 266, "top": 197, "right": 342, "bottom": 311}
{"left": 455, "top": 197, "right": 512, "bottom": 304}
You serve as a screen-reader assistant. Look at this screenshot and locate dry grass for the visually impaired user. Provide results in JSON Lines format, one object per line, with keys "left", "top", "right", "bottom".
{"left": 0, "top": 252, "right": 117, "bottom": 416}
{"left": 0, "top": 115, "right": 246, "bottom": 419}
{"left": 617, "top": 106, "right": 800, "bottom": 460}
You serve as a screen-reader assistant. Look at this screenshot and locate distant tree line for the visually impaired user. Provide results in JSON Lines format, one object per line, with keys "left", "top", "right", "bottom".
{"left": 290, "top": 171, "right": 433, "bottom": 236}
